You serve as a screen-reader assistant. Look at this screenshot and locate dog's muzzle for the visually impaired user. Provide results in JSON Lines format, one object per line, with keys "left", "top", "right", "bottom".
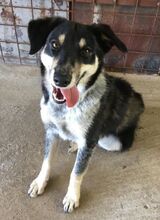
{"left": 52, "top": 85, "right": 79, "bottom": 108}
{"left": 54, "top": 66, "right": 72, "bottom": 87}
{"left": 52, "top": 66, "right": 79, "bottom": 108}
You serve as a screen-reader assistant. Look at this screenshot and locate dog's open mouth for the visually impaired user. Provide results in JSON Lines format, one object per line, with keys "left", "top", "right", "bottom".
{"left": 52, "top": 85, "right": 79, "bottom": 108}
{"left": 52, "top": 86, "right": 66, "bottom": 104}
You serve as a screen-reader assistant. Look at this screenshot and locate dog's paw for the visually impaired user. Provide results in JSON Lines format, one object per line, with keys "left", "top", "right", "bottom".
{"left": 68, "top": 142, "right": 78, "bottom": 153}
{"left": 63, "top": 193, "right": 79, "bottom": 213}
{"left": 28, "top": 177, "right": 48, "bottom": 198}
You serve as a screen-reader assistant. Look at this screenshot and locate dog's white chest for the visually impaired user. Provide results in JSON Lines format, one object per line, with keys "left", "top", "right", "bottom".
{"left": 65, "top": 111, "right": 85, "bottom": 138}
{"left": 40, "top": 78, "right": 103, "bottom": 143}
{"left": 56, "top": 117, "right": 84, "bottom": 141}
{"left": 40, "top": 100, "right": 86, "bottom": 141}
{"left": 60, "top": 108, "right": 87, "bottom": 141}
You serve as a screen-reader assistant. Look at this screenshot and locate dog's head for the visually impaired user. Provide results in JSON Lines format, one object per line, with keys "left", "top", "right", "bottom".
{"left": 28, "top": 17, "right": 127, "bottom": 107}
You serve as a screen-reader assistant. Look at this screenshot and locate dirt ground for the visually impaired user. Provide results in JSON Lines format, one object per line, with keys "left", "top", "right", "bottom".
{"left": 0, "top": 63, "right": 160, "bottom": 220}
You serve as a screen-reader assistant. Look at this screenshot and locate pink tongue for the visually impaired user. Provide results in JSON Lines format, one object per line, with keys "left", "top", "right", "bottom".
{"left": 60, "top": 86, "right": 79, "bottom": 108}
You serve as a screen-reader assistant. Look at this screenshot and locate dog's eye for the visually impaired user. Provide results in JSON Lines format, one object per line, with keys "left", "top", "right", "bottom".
{"left": 81, "top": 47, "right": 92, "bottom": 56}
{"left": 85, "top": 48, "right": 90, "bottom": 54}
{"left": 51, "top": 40, "right": 60, "bottom": 50}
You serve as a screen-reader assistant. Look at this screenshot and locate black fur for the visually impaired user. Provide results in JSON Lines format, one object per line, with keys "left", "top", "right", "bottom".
{"left": 28, "top": 17, "right": 66, "bottom": 54}
{"left": 89, "top": 23, "right": 128, "bottom": 53}
{"left": 28, "top": 17, "right": 127, "bottom": 56}
{"left": 85, "top": 62, "right": 103, "bottom": 90}
{"left": 74, "top": 147, "right": 93, "bottom": 175}
{"left": 86, "top": 75, "right": 144, "bottom": 151}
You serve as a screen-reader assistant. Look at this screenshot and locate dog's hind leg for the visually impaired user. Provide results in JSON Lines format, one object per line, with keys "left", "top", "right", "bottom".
{"left": 98, "top": 134, "right": 122, "bottom": 151}
{"left": 117, "top": 124, "right": 137, "bottom": 151}
{"left": 28, "top": 125, "right": 57, "bottom": 198}
{"left": 68, "top": 142, "right": 78, "bottom": 153}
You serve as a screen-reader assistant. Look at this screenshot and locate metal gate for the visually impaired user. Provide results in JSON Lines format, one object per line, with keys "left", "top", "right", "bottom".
{"left": 0, "top": 0, "right": 160, "bottom": 74}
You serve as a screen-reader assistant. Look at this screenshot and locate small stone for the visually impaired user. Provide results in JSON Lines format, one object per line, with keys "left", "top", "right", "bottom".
{"left": 144, "top": 204, "right": 149, "bottom": 209}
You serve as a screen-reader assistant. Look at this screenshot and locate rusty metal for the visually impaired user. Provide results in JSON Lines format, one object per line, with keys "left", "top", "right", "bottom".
{"left": 0, "top": 42, "right": 5, "bottom": 62}
{"left": 141, "top": 2, "right": 160, "bottom": 72}
{"left": 0, "top": 0, "right": 159, "bottom": 74}
{"left": 9, "top": 0, "right": 21, "bottom": 64}
{"left": 123, "top": 0, "right": 139, "bottom": 69}
{"left": 112, "top": 0, "right": 116, "bottom": 26}
{"left": 71, "top": 0, "right": 74, "bottom": 21}
{"left": 30, "top": 0, "right": 39, "bottom": 65}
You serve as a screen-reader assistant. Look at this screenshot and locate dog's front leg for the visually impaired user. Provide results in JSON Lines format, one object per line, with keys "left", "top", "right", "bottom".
{"left": 63, "top": 145, "right": 93, "bottom": 213}
{"left": 28, "top": 125, "right": 57, "bottom": 198}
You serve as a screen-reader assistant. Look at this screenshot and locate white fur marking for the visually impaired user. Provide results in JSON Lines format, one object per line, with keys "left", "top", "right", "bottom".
{"left": 28, "top": 159, "right": 51, "bottom": 197}
{"left": 63, "top": 173, "right": 84, "bottom": 212}
{"left": 28, "top": 137, "right": 54, "bottom": 198}
{"left": 41, "top": 47, "right": 58, "bottom": 72}
{"left": 40, "top": 99, "right": 50, "bottom": 124}
{"left": 98, "top": 135, "right": 122, "bottom": 151}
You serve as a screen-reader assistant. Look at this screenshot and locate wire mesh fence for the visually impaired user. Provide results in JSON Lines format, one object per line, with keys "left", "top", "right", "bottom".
{"left": 0, "top": 0, "right": 160, "bottom": 74}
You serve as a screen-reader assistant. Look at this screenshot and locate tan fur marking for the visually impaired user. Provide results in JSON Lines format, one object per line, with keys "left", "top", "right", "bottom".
{"left": 59, "top": 34, "right": 65, "bottom": 45}
{"left": 79, "top": 38, "right": 86, "bottom": 48}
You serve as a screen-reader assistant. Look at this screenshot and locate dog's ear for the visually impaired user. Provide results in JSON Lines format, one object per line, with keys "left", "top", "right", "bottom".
{"left": 28, "top": 17, "right": 66, "bottom": 55}
{"left": 89, "top": 23, "right": 127, "bottom": 53}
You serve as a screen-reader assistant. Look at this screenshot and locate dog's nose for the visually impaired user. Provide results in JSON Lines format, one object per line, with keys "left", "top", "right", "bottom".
{"left": 54, "top": 74, "right": 71, "bottom": 87}
{"left": 54, "top": 76, "right": 71, "bottom": 87}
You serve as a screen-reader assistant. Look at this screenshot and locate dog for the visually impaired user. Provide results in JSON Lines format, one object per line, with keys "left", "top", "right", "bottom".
{"left": 27, "top": 17, "right": 144, "bottom": 213}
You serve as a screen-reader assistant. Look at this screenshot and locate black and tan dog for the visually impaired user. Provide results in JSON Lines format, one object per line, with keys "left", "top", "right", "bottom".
{"left": 27, "top": 17, "right": 144, "bottom": 213}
